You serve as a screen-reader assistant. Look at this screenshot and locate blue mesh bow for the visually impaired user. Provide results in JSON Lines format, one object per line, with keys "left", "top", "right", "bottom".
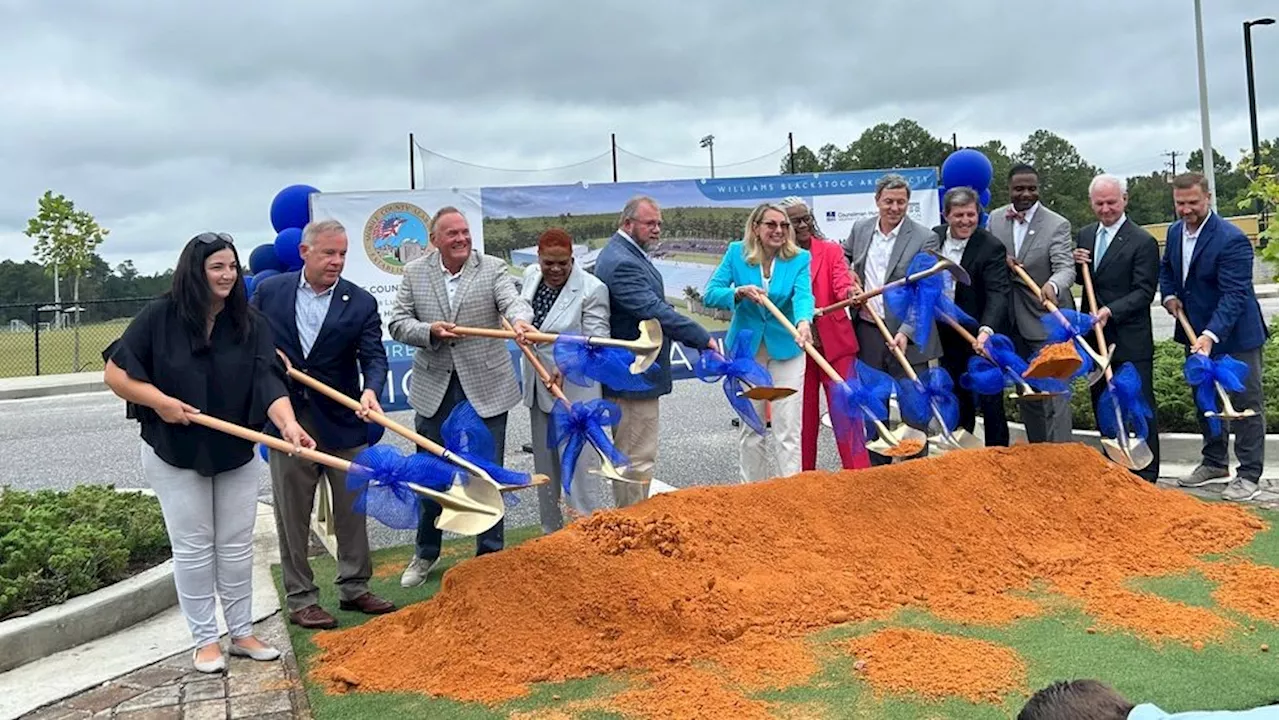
{"left": 442, "top": 401, "right": 530, "bottom": 507}
{"left": 554, "top": 337, "right": 656, "bottom": 392}
{"left": 1042, "top": 309, "right": 1096, "bottom": 344}
{"left": 885, "top": 253, "right": 947, "bottom": 348}
{"left": 827, "top": 360, "right": 894, "bottom": 450}
{"left": 548, "top": 398, "right": 629, "bottom": 495}
{"left": 1183, "top": 353, "right": 1250, "bottom": 436}
{"left": 897, "top": 367, "right": 961, "bottom": 433}
{"left": 1097, "top": 362, "right": 1153, "bottom": 441}
{"left": 694, "top": 329, "right": 773, "bottom": 435}
{"left": 963, "top": 334, "right": 1068, "bottom": 396}
{"left": 960, "top": 354, "right": 1007, "bottom": 396}
{"left": 346, "top": 445, "right": 457, "bottom": 529}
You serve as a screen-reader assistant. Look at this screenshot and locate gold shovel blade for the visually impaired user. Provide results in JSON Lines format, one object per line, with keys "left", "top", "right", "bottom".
{"left": 433, "top": 479, "right": 505, "bottom": 536}
{"left": 1100, "top": 436, "right": 1153, "bottom": 471}
{"left": 869, "top": 426, "right": 928, "bottom": 458}
{"left": 739, "top": 386, "right": 797, "bottom": 401}
{"left": 935, "top": 428, "right": 983, "bottom": 451}
{"left": 1084, "top": 344, "right": 1115, "bottom": 387}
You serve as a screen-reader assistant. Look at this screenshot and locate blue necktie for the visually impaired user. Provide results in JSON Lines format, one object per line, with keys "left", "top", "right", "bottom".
{"left": 1094, "top": 226, "right": 1109, "bottom": 269}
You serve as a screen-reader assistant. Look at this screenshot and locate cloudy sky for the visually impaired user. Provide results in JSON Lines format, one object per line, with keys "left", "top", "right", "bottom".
{"left": 3, "top": 0, "right": 1277, "bottom": 275}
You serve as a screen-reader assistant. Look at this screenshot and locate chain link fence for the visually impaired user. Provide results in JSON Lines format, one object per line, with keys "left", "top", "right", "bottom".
{"left": 0, "top": 297, "right": 156, "bottom": 378}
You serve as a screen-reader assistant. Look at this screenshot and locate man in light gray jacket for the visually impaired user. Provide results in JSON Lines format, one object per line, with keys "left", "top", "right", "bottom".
{"left": 518, "top": 229, "right": 611, "bottom": 533}
{"left": 843, "top": 173, "right": 941, "bottom": 464}
{"left": 988, "top": 163, "right": 1076, "bottom": 443}
{"left": 387, "top": 206, "right": 535, "bottom": 587}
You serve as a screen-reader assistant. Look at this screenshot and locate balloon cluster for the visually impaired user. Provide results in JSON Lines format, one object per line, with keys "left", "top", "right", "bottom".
{"left": 938, "top": 149, "right": 994, "bottom": 227}
{"left": 242, "top": 184, "right": 321, "bottom": 296}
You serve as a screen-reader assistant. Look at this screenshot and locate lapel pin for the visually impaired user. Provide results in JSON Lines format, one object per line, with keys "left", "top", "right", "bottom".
{"left": 342, "top": 294, "right": 349, "bottom": 302}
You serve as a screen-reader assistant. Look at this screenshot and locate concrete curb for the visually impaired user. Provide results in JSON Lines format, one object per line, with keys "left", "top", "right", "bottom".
{"left": 0, "top": 559, "right": 177, "bottom": 674}
{"left": 0, "top": 371, "right": 106, "bottom": 401}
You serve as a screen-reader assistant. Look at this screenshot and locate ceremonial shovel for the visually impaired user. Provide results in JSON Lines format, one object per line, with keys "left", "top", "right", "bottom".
{"left": 814, "top": 250, "right": 971, "bottom": 318}
{"left": 1008, "top": 257, "right": 1112, "bottom": 383}
{"left": 501, "top": 317, "right": 647, "bottom": 487}
{"left": 449, "top": 319, "right": 664, "bottom": 373}
{"left": 1080, "top": 263, "right": 1153, "bottom": 471}
{"left": 754, "top": 295, "right": 923, "bottom": 456}
{"left": 184, "top": 412, "right": 503, "bottom": 532}
{"left": 280, "top": 363, "right": 543, "bottom": 536}
{"left": 936, "top": 313, "right": 1060, "bottom": 401}
{"left": 1174, "top": 308, "right": 1258, "bottom": 422}
{"left": 863, "top": 303, "right": 983, "bottom": 451}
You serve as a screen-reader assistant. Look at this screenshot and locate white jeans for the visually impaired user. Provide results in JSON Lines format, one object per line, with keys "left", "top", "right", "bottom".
{"left": 141, "top": 444, "right": 259, "bottom": 647}
{"left": 739, "top": 346, "right": 806, "bottom": 483}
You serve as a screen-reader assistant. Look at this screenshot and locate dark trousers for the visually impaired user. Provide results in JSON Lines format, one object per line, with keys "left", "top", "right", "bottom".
{"left": 938, "top": 329, "right": 1009, "bottom": 447}
{"left": 1088, "top": 356, "right": 1160, "bottom": 483}
{"left": 1191, "top": 346, "right": 1265, "bottom": 482}
{"left": 854, "top": 317, "right": 929, "bottom": 465}
{"left": 1012, "top": 335, "right": 1074, "bottom": 443}
{"left": 413, "top": 373, "right": 507, "bottom": 561}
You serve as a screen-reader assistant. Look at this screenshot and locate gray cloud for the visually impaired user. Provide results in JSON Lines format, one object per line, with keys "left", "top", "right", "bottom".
{"left": 1, "top": 0, "right": 1276, "bottom": 274}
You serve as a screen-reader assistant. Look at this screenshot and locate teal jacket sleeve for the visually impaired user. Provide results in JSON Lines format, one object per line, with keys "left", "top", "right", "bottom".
{"left": 703, "top": 243, "right": 740, "bottom": 310}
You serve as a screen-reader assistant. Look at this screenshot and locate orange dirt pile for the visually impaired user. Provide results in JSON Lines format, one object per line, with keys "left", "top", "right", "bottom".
{"left": 1200, "top": 561, "right": 1280, "bottom": 622}
{"left": 845, "top": 628, "right": 1026, "bottom": 704}
{"left": 880, "top": 438, "right": 925, "bottom": 457}
{"left": 1023, "top": 341, "right": 1083, "bottom": 380}
{"left": 308, "top": 444, "right": 1268, "bottom": 716}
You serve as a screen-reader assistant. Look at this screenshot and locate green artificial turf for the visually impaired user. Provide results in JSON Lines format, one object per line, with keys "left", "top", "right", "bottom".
{"left": 276, "top": 509, "right": 1279, "bottom": 719}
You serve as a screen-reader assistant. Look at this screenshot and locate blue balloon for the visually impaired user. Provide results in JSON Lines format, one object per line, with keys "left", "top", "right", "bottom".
{"left": 244, "top": 274, "right": 257, "bottom": 295}
{"left": 251, "top": 269, "right": 280, "bottom": 296}
{"left": 270, "top": 184, "right": 319, "bottom": 233}
{"left": 979, "top": 188, "right": 992, "bottom": 207}
{"left": 274, "top": 227, "right": 304, "bottom": 271}
{"left": 941, "top": 149, "right": 994, "bottom": 191}
{"left": 248, "top": 243, "right": 284, "bottom": 275}
{"left": 979, "top": 211, "right": 990, "bottom": 229}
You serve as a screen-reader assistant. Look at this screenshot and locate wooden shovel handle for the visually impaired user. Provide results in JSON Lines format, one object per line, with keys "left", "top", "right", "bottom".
{"left": 755, "top": 295, "right": 843, "bottom": 384}
{"left": 814, "top": 261, "right": 951, "bottom": 317}
{"left": 863, "top": 305, "right": 921, "bottom": 382}
{"left": 500, "top": 317, "right": 571, "bottom": 405}
{"left": 1007, "top": 258, "right": 1062, "bottom": 313}
{"left": 284, "top": 367, "right": 449, "bottom": 458}
{"left": 450, "top": 325, "right": 648, "bottom": 352}
{"left": 1078, "top": 263, "right": 1115, "bottom": 382}
{"left": 184, "top": 412, "right": 351, "bottom": 473}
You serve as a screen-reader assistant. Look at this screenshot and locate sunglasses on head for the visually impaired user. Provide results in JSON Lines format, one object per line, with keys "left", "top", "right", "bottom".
{"left": 192, "top": 232, "right": 235, "bottom": 245}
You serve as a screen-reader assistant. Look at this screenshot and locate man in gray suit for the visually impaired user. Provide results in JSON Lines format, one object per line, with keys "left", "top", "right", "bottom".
{"left": 988, "top": 163, "right": 1076, "bottom": 443}
{"left": 387, "top": 206, "right": 536, "bottom": 587}
{"left": 518, "top": 228, "right": 611, "bottom": 533}
{"left": 843, "top": 173, "right": 941, "bottom": 464}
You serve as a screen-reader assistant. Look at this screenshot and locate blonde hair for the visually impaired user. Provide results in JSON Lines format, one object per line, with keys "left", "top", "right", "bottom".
{"left": 742, "top": 203, "right": 799, "bottom": 266}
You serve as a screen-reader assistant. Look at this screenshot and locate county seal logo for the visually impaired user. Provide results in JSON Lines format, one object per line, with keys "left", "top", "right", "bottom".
{"left": 363, "top": 202, "right": 432, "bottom": 274}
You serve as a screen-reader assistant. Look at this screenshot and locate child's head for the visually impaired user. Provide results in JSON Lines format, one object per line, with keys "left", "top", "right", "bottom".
{"left": 1019, "top": 679, "right": 1135, "bottom": 720}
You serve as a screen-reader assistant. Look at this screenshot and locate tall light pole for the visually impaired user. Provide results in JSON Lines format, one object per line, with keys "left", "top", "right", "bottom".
{"left": 1193, "top": 0, "right": 1218, "bottom": 209}
{"left": 1245, "top": 17, "right": 1276, "bottom": 234}
{"left": 700, "top": 134, "right": 715, "bottom": 178}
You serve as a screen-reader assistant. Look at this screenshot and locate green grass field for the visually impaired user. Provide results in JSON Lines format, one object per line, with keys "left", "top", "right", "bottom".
{"left": 277, "top": 509, "right": 1278, "bottom": 720}
{"left": 658, "top": 252, "right": 721, "bottom": 265}
{"left": 0, "top": 321, "right": 127, "bottom": 378}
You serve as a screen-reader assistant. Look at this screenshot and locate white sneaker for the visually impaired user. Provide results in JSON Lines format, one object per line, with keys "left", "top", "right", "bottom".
{"left": 400, "top": 556, "right": 438, "bottom": 588}
{"left": 1222, "top": 478, "right": 1261, "bottom": 502}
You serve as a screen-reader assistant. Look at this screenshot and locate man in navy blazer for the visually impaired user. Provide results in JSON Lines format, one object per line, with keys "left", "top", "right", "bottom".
{"left": 1159, "top": 173, "right": 1271, "bottom": 502}
{"left": 251, "top": 219, "right": 395, "bottom": 629}
{"left": 593, "top": 196, "right": 716, "bottom": 507}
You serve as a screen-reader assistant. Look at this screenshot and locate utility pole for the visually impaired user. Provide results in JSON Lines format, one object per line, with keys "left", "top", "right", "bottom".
{"left": 1164, "top": 150, "right": 1180, "bottom": 181}
{"left": 1193, "top": 0, "right": 1218, "bottom": 209}
{"left": 700, "top": 135, "right": 715, "bottom": 178}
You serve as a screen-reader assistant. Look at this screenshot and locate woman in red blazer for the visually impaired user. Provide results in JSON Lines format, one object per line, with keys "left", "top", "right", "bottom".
{"left": 780, "top": 198, "right": 871, "bottom": 471}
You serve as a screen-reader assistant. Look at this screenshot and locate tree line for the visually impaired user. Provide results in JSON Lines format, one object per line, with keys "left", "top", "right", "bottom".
{"left": 781, "top": 118, "right": 1278, "bottom": 231}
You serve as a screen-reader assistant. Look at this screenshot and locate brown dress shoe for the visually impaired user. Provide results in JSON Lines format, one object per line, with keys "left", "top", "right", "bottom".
{"left": 338, "top": 592, "right": 396, "bottom": 615}
{"left": 289, "top": 604, "right": 338, "bottom": 629}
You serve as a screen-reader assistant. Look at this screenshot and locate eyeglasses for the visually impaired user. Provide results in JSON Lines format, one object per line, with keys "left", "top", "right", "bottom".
{"left": 192, "top": 232, "right": 234, "bottom": 245}
{"left": 792, "top": 214, "right": 813, "bottom": 226}
{"left": 758, "top": 220, "right": 791, "bottom": 231}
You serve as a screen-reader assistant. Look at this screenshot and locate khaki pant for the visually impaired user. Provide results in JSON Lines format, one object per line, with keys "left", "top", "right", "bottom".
{"left": 608, "top": 396, "right": 659, "bottom": 508}
{"left": 739, "top": 346, "right": 806, "bottom": 483}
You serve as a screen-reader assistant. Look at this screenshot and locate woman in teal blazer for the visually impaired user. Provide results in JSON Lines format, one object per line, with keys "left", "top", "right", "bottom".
{"left": 704, "top": 202, "right": 815, "bottom": 482}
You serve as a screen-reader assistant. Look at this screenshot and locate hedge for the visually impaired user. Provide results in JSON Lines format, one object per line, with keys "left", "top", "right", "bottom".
{"left": 1003, "top": 321, "right": 1279, "bottom": 434}
{"left": 0, "top": 485, "right": 170, "bottom": 619}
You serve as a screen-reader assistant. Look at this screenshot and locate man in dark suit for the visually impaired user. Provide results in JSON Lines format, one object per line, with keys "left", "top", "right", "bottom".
{"left": 932, "top": 187, "right": 1012, "bottom": 447}
{"left": 1159, "top": 172, "right": 1272, "bottom": 502}
{"left": 1073, "top": 174, "right": 1161, "bottom": 483}
{"left": 252, "top": 219, "right": 394, "bottom": 629}
{"left": 593, "top": 195, "right": 716, "bottom": 507}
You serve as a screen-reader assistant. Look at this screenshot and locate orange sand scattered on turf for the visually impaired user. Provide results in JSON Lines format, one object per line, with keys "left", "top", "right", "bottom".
{"left": 1023, "top": 341, "right": 1083, "bottom": 380}
{"left": 846, "top": 628, "right": 1027, "bottom": 704}
{"left": 308, "top": 444, "right": 1269, "bottom": 717}
{"left": 1200, "top": 561, "right": 1280, "bottom": 622}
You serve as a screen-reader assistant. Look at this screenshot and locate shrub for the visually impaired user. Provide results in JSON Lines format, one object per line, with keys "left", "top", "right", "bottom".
{"left": 0, "top": 485, "right": 170, "bottom": 619}
{"left": 1003, "top": 321, "right": 1279, "bottom": 434}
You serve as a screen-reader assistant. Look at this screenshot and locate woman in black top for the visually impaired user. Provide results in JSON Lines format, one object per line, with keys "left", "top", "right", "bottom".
{"left": 104, "top": 233, "right": 314, "bottom": 673}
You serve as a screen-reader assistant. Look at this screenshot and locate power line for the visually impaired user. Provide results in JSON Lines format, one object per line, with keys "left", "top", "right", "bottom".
{"left": 614, "top": 142, "right": 789, "bottom": 170}
{"left": 414, "top": 144, "right": 613, "bottom": 173}
{"left": 1164, "top": 150, "right": 1180, "bottom": 179}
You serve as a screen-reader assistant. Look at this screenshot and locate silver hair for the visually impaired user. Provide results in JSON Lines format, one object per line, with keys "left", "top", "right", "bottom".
{"left": 1088, "top": 173, "right": 1126, "bottom": 197}
{"left": 943, "top": 186, "right": 980, "bottom": 215}
{"left": 301, "top": 219, "right": 346, "bottom": 246}
{"left": 618, "top": 195, "right": 660, "bottom": 227}
{"left": 778, "top": 196, "right": 807, "bottom": 208}
{"left": 874, "top": 173, "right": 911, "bottom": 200}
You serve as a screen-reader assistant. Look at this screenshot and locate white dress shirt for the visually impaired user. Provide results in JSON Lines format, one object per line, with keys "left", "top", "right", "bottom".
{"left": 1094, "top": 214, "right": 1125, "bottom": 269}
{"left": 439, "top": 253, "right": 465, "bottom": 313}
{"left": 942, "top": 230, "right": 994, "bottom": 338}
{"left": 1012, "top": 201, "right": 1040, "bottom": 257}
{"left": 860, "top": 218, "right": 902, "bottom": 321}
{"left": 1177, "top": 214, "right": 1219, "bottom": 343}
